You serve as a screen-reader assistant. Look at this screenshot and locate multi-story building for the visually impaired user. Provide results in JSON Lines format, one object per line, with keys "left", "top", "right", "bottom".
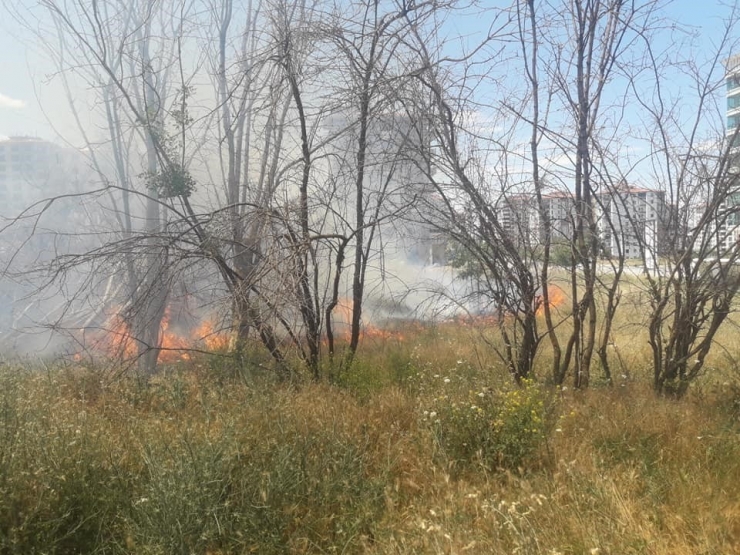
{"left": 496, "top": 193, "right": 540, "bottom": 249}
{"left": 0, "top": 136, "right": 89, "bottom": 218}
{"left": 726, "top": 54, "right": 740, "bottom": 142}
{"left": 716, "top": 54, "right": 740, "bottom": 253}
{"left": 597, "top": 185, "right": 665, "bottom": 259}
{"left": 322, "top": 112, "right": 445, "bottom": 263}
{"left": 540, "top": 191, "right": 576, "bottom": 244}
{"left": 497, "top": 185, "right": 668, "bottom": 261}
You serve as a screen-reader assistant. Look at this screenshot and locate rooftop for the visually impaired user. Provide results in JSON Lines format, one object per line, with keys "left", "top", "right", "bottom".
{"left": 726, "top": 54, "right": 740, "bottom": 74}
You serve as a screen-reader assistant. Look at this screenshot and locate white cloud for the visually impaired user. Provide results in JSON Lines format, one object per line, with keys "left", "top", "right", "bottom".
{"left": 0, "top": 93, "right": 25, "bottom": 109}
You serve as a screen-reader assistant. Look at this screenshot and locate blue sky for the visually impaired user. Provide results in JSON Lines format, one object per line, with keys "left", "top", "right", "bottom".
{"left": 0, "top": 6, "right": 61, "bottom": 139}
{"left": 0, "top": 0, "right": 736, "bottom": 145}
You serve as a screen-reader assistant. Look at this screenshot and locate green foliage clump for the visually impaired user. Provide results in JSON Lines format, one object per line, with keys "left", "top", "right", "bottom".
{"left": 426, "top": 378, "right": 548, "bottom": 471}
{"left": 333, "top": 348, "right": 413, "bottom": 399}
{"left": 548, "top": 240, "right": 573, "bottom": 267}
{"left": 142, "top": 163, "right": 195, "bottom": 198}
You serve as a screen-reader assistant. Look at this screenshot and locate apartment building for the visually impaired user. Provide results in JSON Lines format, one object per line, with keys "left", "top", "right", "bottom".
{"left": 496, "top": 193, "right": 540, "bottom": 249}
{"left": 495, "top": 186, "right": 668, "bottom": 260}
{"left": 597, "top": 185, "right": 665, "bottom": 259}
{"left": 495, "top": 190, "right": 576, "bottom": 248}
{"left": 0, "top": 136, "right": 89, "bottom": 217}
{"left": 717, "top": 54, "right": 740, "bottom": 252}
{"left": 540, "top": 191, "right": 576, "bottom": 244}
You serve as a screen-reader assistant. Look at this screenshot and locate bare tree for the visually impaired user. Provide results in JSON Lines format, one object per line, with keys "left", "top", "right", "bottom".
{"left": 517, "top": 0, "right": 656, "bottom": 388}
{"left": 19, "top": 0, "right": 740, "bottom": 398}
{"left": 2, "top": 0, "right": 455, "bottom": 379}
{"left": 397, "top": 7, "right": 548, "bottom": 382}
{"left": 632, "top": 10, "right": 740, "bottom": 396}
{"left": 3, "top": 0, "right": 295, "bottom": 374}
{"left": 3, "top": 0, "right": 201, "bottom": 374}
{"left": 404, "top": 0, "right": 675, "bottom": 388}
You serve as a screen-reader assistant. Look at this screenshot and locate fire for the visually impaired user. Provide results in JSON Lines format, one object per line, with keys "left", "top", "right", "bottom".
{"left": 329, "top": 298, "right": 406, "bottom": 342}
{"left": 75, "top": 306, "right": 230, "bottom": 363}
{"left": 89, "top": 310, "right": 138, "bottom": 359}
{"left": 77, "top": 296, "right": 414, "bottom": 364}
{"left": 441, "top": 284, "right": 568, "bottom": 326}
{"left": 192, "top": 319, "right": 230, "bottom": 351}
{"left": 157, "top": 310, "right": 191, "bottom": 362}
{"left": 332, "top": 298, "right": 354, "bottom": 326}
{"left": 536, "top": 285, "right": 567, "bottom": 316}
{"left": 361, "top": 325, "right": 405, "bottom": 342}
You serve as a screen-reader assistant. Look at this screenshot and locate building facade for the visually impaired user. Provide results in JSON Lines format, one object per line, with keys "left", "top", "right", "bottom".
{"left": 497, "top": 193, "right": 540, "bottom": 249}
{"left": 0, "top": 136, "right": 89, "bottom": 218}
{"left": 495, "top": 186, "right": 668, "bottom": 260}
{"left": 718, "top": 54, "right": 740, "bottom": 253}
{"left": 540, "top": 191, "right": 576, "bottom": 245}
{"left": 597, "top": 185, "right": 665, "bottom": 259}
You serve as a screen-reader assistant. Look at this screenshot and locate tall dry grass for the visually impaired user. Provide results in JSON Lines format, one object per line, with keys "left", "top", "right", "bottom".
{"left": 1, "top": 320, "right": 740, "bottom": 553}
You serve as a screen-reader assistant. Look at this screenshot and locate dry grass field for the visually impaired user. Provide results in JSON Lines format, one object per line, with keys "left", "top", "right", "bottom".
{"left": 2, "top": 312, "right": 740, "bottom": 554}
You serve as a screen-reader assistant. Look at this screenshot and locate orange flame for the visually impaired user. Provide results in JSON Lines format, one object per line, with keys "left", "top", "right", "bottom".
{"left": 362, "top": 326, "right": 405, "bottom": 342}
{"left": 94, "top": 310, "right": 138, "bottom": 359}
{"left": 329, "top": 298, "right": 406, "bottom": 342}
{"left": 76, "top": 306, "right": 230, "bottom": 363}
{"left": 157, "top": 310, "right": 191, "bottom": 362}
{"left": 536, "top": 285, "right": 567, "bottom": 316}
{"left": 192, "top": 319, "right": 230, "bottom": 351}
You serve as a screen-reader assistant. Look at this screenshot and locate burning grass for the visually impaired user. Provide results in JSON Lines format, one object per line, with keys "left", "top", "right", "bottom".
{"left": 73, "top": 306, "right": 231, "bottom": 364}
{"left": 69, "top": 282, "right": 571, "bottom": 373}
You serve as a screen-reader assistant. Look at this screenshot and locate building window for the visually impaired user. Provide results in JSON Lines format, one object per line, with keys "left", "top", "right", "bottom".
{"left": 729, "top": 114, "right": 740, "bottom": 129}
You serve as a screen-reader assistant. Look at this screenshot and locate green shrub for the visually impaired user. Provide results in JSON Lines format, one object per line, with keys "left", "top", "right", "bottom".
{"left": 427, "top": 379, "right": 548, "bottom": 471}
